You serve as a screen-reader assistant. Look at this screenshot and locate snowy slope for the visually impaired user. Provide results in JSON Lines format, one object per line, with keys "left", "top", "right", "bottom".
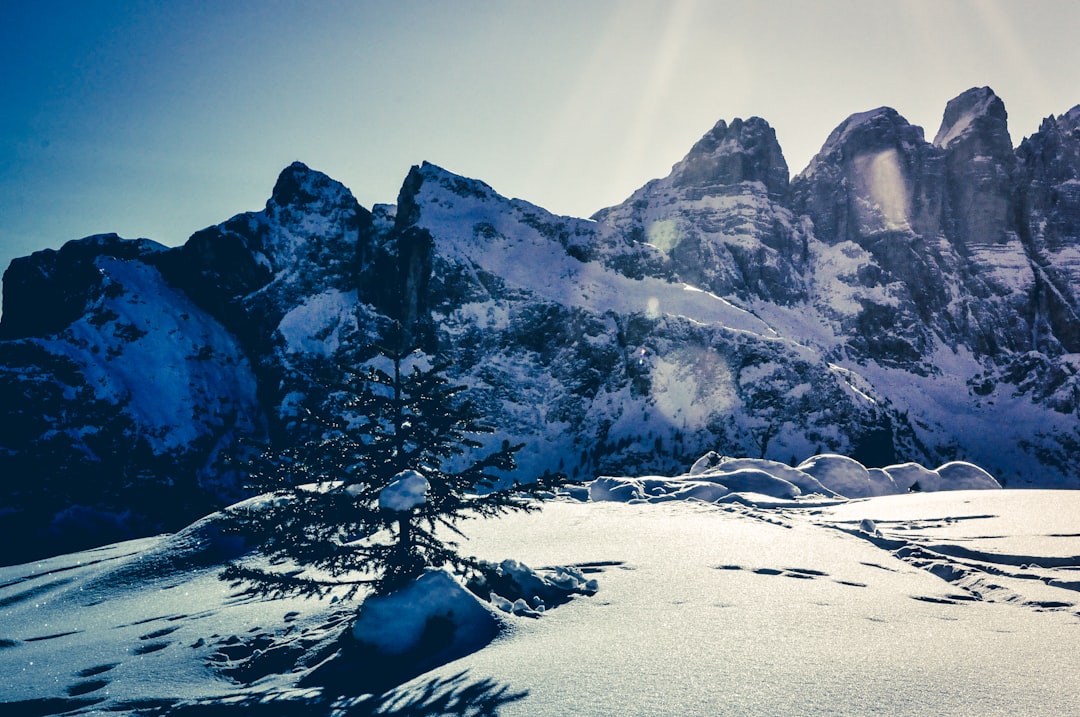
{"left": 434, "top": 492, "right": 1080, "bottom": 716}
{"left": 1, "top": 474, "right": 1077, "bottom": 716}
{"left": 392, "top": 162, "right": 903, "bottom": 483}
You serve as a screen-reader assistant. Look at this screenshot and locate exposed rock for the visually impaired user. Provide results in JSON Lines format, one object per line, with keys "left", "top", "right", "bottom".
{"left": 0, "top": 234, "right": 166, "bottom": 340}
{"left": 593, "top": 116, "right": 807, "bottom": 304}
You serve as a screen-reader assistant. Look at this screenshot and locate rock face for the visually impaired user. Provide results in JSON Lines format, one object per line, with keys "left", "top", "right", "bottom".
{"left": 593, "top": 117, "right": 807, "bottom": 305}
{"left": 3, "top": 88, "right": 1080, "bottom": 562}
{"left": 0, "top": 236, "right": 264, "bottom": 559}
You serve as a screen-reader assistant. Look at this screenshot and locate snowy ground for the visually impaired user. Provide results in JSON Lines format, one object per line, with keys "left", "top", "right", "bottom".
{"left": 1, "top": 489, "right": 1078, "bottom": 715}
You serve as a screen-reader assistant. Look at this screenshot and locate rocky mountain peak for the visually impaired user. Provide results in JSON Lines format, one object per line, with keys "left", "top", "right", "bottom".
{"left": 669, "top": 116, "right": 789, "bottom": 199}
{"left": 268, "top": 161, "right": 354, "bottom": 212}
{"left": 1061, "top": 105, "right": 1080, "bottom": 131}
{"left": 933, "top": 86, "right": 1011, "bottom": 152}
{"left": 802, "top": 107, "right": 926, "bottom": 180}
{"left": 0, "top": 234, "right": 166, "bottom": 341}
{"left": 257, "top": 161, "right": 369, "bottom": 278}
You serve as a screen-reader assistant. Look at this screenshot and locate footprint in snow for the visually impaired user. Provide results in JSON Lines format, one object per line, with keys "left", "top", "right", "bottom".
{"left": 77, "top": 663, "right": 118, "bottom": 678}
{"left": 67, "top": 679, "right": 109, "bottom": 696}
{"left": 139, "top": 625, "right": 180, "bottom": 640}
{"left": 134, "top": 641, "right": 169, "bottom": 655}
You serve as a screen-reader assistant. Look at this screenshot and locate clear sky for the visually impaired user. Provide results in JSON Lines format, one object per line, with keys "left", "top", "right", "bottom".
{"left": 3, "top": 0, "right": 1080, "bottom": 283}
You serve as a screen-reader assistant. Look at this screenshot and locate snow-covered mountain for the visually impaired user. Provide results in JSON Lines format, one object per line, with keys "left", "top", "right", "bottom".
{"left": 3, "top": 87, "right": 1080, "bottom": 562}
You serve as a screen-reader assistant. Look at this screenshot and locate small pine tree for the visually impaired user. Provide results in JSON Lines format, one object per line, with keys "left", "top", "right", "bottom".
{"left": 222, "top": 341, "right": 564, "bottom": 597}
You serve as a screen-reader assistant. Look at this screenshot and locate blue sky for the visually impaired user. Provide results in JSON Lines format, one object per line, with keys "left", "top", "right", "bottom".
{"left": 3, "top": 0, "right": 1080, "bottom": 282}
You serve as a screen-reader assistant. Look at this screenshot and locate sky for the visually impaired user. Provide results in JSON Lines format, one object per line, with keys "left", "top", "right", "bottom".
{"left": 3, "top": 0, "right": 1080, "bottom": 284}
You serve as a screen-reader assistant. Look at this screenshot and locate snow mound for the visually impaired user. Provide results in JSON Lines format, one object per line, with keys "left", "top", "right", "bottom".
{"left": 798, "top": 454, "right": 898, "bottom": 498}
{"left": 700, "top": 456, "right": 837, "bottom": 497}
{"left": 468, "top": 559, "right": 599, "bottom": 617}
{"left": 934, "top": 461, "right": 1001, "bottom": 490}
{"left": 579, "top": 453, "right": 1000, "bottom": 503}
{"left": 348, "top": 568, "right": 501, "bottom": 691}
{"left": 352, "top": 569, "right": 498, "bottom": 655}
{"left": 379, "top": 470, "right": 430, "bottom": 511}
{"left": 698, "top": 467, "right": 802, "bottom": 499}
{"left": 587, "top": 475, "right": 732, "bottom": 503}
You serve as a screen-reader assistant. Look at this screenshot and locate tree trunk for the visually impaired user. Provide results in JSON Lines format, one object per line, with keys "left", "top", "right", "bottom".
{"left": 397, "top": 513, "right": 411, "bottom": 553}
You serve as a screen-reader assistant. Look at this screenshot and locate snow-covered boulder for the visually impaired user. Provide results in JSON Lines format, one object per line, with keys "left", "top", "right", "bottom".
{"left": 867, "top": 467, "right": 893, "bottom": 492}
{"left": 588, "top": 464, "right": 801, "bottom": 503}
{"left": 701, "top": 456, "right": 837, "bottom": 497}
{"left": 935, "top": 461, "right": 1001, "bottom": 490}
{"left": 688, "top": 451, "right": 725, "bottom": 475}
{"left": 349, "top": 568, "right": 500, "bottom": 690}
{"left": 586, "top": 453, "right": 1002, "bottom": 505}
{"left": 468, "top": 558, "right": 599, "bottom": 617}
{"left": 699, "top": 467, "right": 801, "bottom": 500}
{"left": 589, "top": 476, "right": 646, "bottom": 502}
{"left": 798, "top": 454, "right": 899, "bottom": 498}
{"left": 662, "top": 481, "right": 733, "bottom": 503}
{"left": 884, "top": 462, "right": 940, "bottom": 492}
{"left": 588, "top": 475, "right": 733, "bottom": 503}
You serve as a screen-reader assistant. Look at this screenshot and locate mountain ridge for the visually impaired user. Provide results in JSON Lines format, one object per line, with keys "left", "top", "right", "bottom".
{"left": 3, "top": 86, "right": 1080, "bottom": 562}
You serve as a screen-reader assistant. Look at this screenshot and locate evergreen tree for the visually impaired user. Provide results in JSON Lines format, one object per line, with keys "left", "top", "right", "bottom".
{"left": 221, "top": 341, "right": 564, "bottom": 597}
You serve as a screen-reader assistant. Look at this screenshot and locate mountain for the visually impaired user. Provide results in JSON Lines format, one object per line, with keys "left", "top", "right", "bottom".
{"left": 3, "top": 87, "right": 1080, "bottom": 562}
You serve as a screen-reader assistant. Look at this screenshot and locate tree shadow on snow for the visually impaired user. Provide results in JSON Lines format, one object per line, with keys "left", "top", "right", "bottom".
{"left": 158, "top": 670, "right": 527, "bottom": 716}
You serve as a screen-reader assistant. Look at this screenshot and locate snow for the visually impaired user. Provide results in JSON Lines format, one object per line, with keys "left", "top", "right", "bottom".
{"left": 351, "top": 568, "right": 498, "bottom": 656}
{"left": 276, "top": 288, "right": 359, "bottom": 357}
{"left": 48, "top": 256, "right": 262, "bottom": 453}
{"left": 379, "top": 470, "right": 430, "bottom": 512}
{"left": 934, "top": 109, "right": 978, "bottom": 149}
{"left": 798, "top": 453, "right": 897, "bottom": 497}
{"left": 585, "top": 454, "right": 997, "bottom": 505}
{"left": 413, "top": 164, "right": 779, "bottom": 338}
{"left": 0, "top": 474, "right": 1077, "bottom": 715}
{"left": 419, "top": 493, "right": 1080, "bottom": 716}
{"left": 933, "top": 90, "right": 999, "bottom": 149}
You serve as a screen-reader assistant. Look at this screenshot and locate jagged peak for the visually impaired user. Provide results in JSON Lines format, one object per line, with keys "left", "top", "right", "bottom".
{"left": 800, "top": 107, "right": 923, "bottom": 180}
{"left": 668, "top": 115, "right": 789, "bottom": 197}
{"left": 681, "top": 116, "right": 772, "bottom": 158}
{"left": 11, "top": 233, "right": 166, "bottom": 272}
{"left": 395, "top": 162, "right": 505, "bottom": 231}
{"left": 1029, "top": 105, "right": 1080, "bottom": 139}
{"left": 418, "top": 161, "right": 499, "bottom": 198}
{"left": 933, "top": 86, "right": 1009, "bottom": 150}
{"left": 0, "top": 233, "right": 168, "bottom": 340}
{"left": 826, "top": 106, "right": 913, "bottom": 147}
{"left": 268, "top": 161, "right": 358, "bottom": 212}
{"left": 1058, "top": 104, "right": 1080, "bottom": 132}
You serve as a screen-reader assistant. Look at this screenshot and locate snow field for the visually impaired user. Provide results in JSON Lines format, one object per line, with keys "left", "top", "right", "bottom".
{"left": 407, "top": 496, "right": 1080, "bottom": 716}
{"left": 1, "top": 479, "right": 1077, "bottom": 715}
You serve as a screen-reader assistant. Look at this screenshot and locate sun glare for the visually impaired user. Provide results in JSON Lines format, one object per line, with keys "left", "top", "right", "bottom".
{"left": 854, "top": 148, "right": 911, "bottom": 232}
